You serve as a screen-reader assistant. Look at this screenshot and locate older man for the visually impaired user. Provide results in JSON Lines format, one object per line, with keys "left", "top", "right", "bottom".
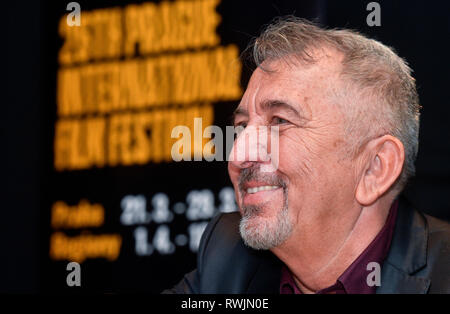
{"left": 164, "top": 17, "right": 450, "bottom": 294}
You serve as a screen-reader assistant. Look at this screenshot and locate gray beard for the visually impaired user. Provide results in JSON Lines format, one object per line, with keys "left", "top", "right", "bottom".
{"left": 239, "top": 200, "right": 293, "bottom": 250}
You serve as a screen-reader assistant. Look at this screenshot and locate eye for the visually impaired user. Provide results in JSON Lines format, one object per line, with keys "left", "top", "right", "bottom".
{"left": 272, "top": 116, "right": 289, "bottom": 125}
{"left": 234, "top": 121, "right": 247, "bottom": 128}
{"left": 233, "top": 122, "right": 246, "bottom": 139}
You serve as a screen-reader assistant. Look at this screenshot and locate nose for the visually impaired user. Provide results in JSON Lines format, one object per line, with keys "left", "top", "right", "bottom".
{"left": 228, "top": 124, "right": 272, "bottom": 170}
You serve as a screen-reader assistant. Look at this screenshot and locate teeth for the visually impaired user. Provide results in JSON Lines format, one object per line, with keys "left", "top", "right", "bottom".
{"left": 246, "top": 185, "right": 279, "bottom": 194}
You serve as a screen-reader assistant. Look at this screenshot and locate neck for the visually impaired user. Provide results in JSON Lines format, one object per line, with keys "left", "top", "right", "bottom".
{"left": 271, "top": 197, "right": 393, "bottom": 293}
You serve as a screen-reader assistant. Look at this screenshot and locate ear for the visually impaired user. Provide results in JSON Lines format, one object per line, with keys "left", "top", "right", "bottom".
{"left": 355, "top": 135, "right": 405, "bottom": 206}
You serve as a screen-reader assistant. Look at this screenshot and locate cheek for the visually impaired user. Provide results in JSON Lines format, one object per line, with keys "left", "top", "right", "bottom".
{"left": 280, "top": 133, "right": 355, "bottom": 195}
{"left": 277, "top": 131, "right": 347, "bottom": 200}
{"left": 228, "top": 163, "right": 241, "bottom": 206}
{"left": 228, "top": 163, "right": 239, "bottom": 186}
{"left": 228, "top": 163, "right": 241, "bottom": 196}
{"left": 279, "top": 139, "right": 338, "bottom": 223}
{"left": 278, "top": 134, "right": 320, "bottom": 181}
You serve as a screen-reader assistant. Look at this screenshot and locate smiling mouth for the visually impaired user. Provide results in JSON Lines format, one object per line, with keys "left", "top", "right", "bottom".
{"left": 241, "top": 184, "right": 284, "bottom": 207}
{"left": 246, "top": 185, "right": 280, "bottom": 194}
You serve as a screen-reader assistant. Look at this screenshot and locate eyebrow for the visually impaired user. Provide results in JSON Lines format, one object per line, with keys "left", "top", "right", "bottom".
{"left": 231, "top": 107, "right": 248, "bottom": 125}
{"left": 231, "top": 99, "right": 302, "bottom": 125}
{"left": 260, "top": 99, "right": 302, "bottom": 118}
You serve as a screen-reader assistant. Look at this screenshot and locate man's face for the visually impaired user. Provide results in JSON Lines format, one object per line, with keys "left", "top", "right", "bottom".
{"left": 228, "top": 52, "right": 359, "bottom": 250}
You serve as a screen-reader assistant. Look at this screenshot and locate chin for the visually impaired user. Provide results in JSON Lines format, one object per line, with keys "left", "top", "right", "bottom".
{"left": 239, "top": 205, "right": 293, "bottom": 250}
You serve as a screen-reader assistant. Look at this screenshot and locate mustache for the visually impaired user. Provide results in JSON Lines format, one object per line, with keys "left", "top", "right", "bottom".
{"left": 238, "top": 165, "right": 287, "bottom": 192}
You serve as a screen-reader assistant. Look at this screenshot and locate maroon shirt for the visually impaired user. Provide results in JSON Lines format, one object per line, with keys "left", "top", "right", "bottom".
{"left": 280, "top": 200, "right": 399, "bottom": 294}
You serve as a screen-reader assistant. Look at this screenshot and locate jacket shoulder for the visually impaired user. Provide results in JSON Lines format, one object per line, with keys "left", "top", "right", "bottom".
{"left": 197, "top": 212, "right": 281, "bottom": 293}
{"left": 162, "top": 212, "right": 242, "bottom": 294}
{"left": 423, "top": 214, "right": 450, "bottom": 293}
{"left": 425, "top": 213, "right": 450, "bottom": 235}
{"left": 379, "top": 198, "right": 450, "bottom": 293}
{"left": 198, "top": 212, "right": 242, "bottom": 266}
{"left": 423, "top": 213, "right": 450, "bottom": 259}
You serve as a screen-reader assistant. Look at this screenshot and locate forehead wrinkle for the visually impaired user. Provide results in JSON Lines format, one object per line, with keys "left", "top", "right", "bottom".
{"left": 257, "top": 63, "right": 321, "bottom": 121}
{"left": 249, "top": 84, "right": 261, "bottom": 115}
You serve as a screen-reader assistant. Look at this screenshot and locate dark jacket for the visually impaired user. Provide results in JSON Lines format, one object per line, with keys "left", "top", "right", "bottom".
{"left": 164, "top": 197, "right": 450, "bottom": 294}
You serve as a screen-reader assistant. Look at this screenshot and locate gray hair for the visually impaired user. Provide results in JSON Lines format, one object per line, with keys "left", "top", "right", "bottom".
{"left": 248, "top": 16, "right": 420, "bottom": 192}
